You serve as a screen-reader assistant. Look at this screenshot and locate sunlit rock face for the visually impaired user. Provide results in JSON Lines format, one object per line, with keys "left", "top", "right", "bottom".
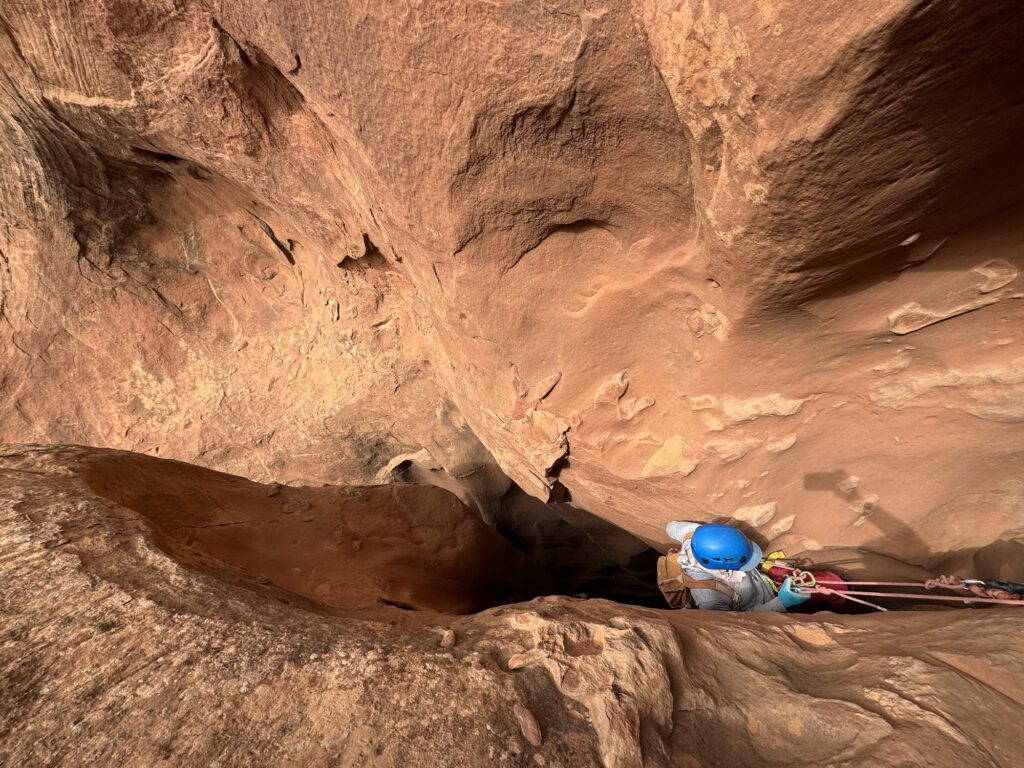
{"left": 3, "top": 1, "right": 1024, "bottom": 578}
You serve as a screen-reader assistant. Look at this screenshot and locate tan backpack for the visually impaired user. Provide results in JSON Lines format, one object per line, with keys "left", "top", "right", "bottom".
{"left": 657, "top": 539, "right": 738, "bottom": 609}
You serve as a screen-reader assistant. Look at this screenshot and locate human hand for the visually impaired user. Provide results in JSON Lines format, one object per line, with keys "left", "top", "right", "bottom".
{"left": 777, "top": 577, "right": 812, "bottom": 609}
{"left": 924, "top": 574, "right": 963, "bottom": 591}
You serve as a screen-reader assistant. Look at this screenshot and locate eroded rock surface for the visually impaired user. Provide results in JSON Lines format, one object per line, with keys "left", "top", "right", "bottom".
{"left": 3, "top": 1, "right": 1024, "bottom": 575}
{"left": 2, "top": 448, "right": 1024, "bottom": 765}
{"left": 78, "top": 447, "right": 552, "bottom": 615}
{"left": 3, "top": 445, "right": 1024, "bottom": 767}
{"left": 3, "top": 2, "right": 1024, "bottom": 764}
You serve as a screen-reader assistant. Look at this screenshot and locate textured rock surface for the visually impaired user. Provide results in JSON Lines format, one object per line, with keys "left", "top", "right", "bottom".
{"left": 3, "top": 445, "right": 1024, "bottom": 767}
{"left": 2, "top": 1, "right": 1024, "bottom": 575}
{"left": 3, "top": 2, "right": 1024, "bottom": 764}
{"left": 77, "top": 447, "right": 552, "bottom": 615}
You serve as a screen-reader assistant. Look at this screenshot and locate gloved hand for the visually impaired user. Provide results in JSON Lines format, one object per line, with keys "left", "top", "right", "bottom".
{"left": 777, "top": 577, "right": 812, "bottom": 609}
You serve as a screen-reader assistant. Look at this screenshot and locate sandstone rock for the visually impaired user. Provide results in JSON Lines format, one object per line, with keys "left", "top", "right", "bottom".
{"left": 765, "top": 434, "right": 798, "bottom": 453}
{"left": 837, "top": 476, "right": 860, "bottom": 494}
{"left": 3, "top": 1, "right": 1024, "bottom": 763}
{"left": 512, "top": 703, "right": 543, "bottom": 748}
{"left": 975, "top": 259, "right": 1019, "bottom": 294}
{"left": 705, "top": 436, "right": 762, "bottom": 463}
{"left": 852, "top": 494, "right": 881, "bottom": 527}
{"left": 733, "top": 502, "right": 777, "bottom": 527}
{"left": 641, "top": 436, "right": 700, "bottom": 478}
{"left": 769, "top": 514, "right": 797, "bottom": 538}
{"left": 0, "top": 1, "right": 1023, "bottom": 579}
{"left": 594, "top": 371, "right": 629, "bottom": 405}
{"left": 618, "top": 395, "right": 655, "bottom": 422}
{"left": 1, "top": 446, "right": 1023, "bottom": 766}
{"left": 887, "top": 259, "right": 1019, "bottom": 334}
{"left": 720, "top": 395, "right": 807, "bottom": 426}
{"left": 531, "top": 372, "right": 562, "bottom": 402}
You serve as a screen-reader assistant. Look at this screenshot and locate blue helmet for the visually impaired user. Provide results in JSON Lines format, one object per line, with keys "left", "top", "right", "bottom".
{"left": 691, "top": 524, "right": 762, "bottom": 571}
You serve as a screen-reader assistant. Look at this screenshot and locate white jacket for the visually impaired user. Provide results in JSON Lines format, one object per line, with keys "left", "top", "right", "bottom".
{"left": 665, "top": 521, "right": 784, "bottom": 612}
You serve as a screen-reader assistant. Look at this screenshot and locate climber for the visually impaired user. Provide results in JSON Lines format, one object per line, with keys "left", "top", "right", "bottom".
{"left": 657, "top": 520, "right": 810, "bottom": 612}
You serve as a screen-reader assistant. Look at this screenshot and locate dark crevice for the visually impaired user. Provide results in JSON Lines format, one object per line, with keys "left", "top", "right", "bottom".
{"left": 130, "top": 147, "right": 188, "bottom": 165}
{"left": 377, "top": 597, "right": 416, "bottom": 611}
{"left": 77, "top": 448, "right": 665, "bottom": 618}
{"left": 489, "top": 484, "right": 665, "bottom": 608}
{"left": 336, "top": 233, "right": 389, "bottom": 270}
{"left": 362, "top": 232, "right": 384, "bottom": 260}
{"left": 379, "top": 452, "right": 666, "bottom": 610}
{"left": 248, "top": 213, "right": 296, "bottom": 265}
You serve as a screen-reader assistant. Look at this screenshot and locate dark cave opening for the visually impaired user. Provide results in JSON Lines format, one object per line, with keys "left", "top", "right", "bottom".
{"left": 489, "top": 485, "right": 667, "bottom": 609}
{"left": 380, "top": 456, "right": 669, "bottom": 610}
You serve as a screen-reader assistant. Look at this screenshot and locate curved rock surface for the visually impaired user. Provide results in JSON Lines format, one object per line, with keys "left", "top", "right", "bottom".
{"left": 2, "top": 1, "right": 1024, "bottom": 764}
{"left": 2, "top": 1, "right": 1024, "bottom": 574}
{"left": 3, "top": 445, "right": 1024, "bottom": 767}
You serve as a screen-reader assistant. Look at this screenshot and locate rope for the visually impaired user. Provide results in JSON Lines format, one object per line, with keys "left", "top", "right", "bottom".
{"left": 776, "top": 564, "right": 1024, "bottom": 602}
{"left": 812, "top": 586, "right": 888, "bottom": 612}
{"left": 804, "top": 586, "right": 1024, "bottom": 607}
{"left": 815, "top": 579, "right": 943, "bottom": 588}
{"left": 772, "top": 564, "right": 921, "bottom": 588}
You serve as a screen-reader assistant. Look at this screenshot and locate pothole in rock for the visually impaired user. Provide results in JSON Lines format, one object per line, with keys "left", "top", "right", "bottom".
{"left": 80, "top": 452, "right": 664, "bottom": 617}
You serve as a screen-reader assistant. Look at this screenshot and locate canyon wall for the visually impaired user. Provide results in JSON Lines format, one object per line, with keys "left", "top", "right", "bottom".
{"left": 4, "top": 444, "right": 1023, "bottom": 767}
{"left": 4, "top": 3, "right": 1024, "bottom": 765}
{"left": 2, "top": 0, "right": 1024, "bottom": 573}
{"left": 3, "top": 1, "right": 1024, "bottom": 574}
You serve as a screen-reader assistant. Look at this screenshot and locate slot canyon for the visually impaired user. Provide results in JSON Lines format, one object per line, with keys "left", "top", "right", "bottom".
{"left": 2, "top": 1, "right": 1024, "bottom": 766}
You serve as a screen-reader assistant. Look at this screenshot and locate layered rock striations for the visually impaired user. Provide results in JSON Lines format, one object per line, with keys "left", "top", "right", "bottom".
{"left": 3, "top": 445, "right": 1024, "bottom": 767}
{"left": 3, "top": 2, "right": 1024, "bottom": 765}
{"left": 3, "top": 1, "right": 1024, "bottom": 573}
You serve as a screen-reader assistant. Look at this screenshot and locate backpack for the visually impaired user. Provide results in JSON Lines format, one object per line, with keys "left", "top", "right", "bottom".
{"left": 657, "top": 537, "right": 739, "bottom": 609}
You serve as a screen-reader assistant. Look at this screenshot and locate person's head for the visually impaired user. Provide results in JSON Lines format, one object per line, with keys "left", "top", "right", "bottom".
{"left": 691, "top": 523, "right": 762, "bottom": 571}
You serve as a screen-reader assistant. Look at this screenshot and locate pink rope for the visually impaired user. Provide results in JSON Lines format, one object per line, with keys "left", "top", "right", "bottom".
{"left": 811, "top": 586, "right": 888, "bottom": 612}
{"left": 815, "top": 580, "right": 936, "bottom": 588}
{"left": 806, "top": 587, "right": 1024, "bottom": 607}
{"left": 772, "top": 564, "right": 1009, "bottom": 592}
{"left": 773, "top": 562, "right": 1024, "bottom": 607}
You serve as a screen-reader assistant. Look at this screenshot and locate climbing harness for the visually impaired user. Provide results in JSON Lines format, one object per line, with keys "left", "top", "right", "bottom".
{"left": 657, "top": 534, "right": 744, "bottom": 609}
{"left": 657, "top": 552, "right": 739, "bottom": 609}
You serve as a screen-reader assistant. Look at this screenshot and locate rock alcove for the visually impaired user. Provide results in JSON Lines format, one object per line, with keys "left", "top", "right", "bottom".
{"left": 78, "top": 447, "right": 992, "bottom": 619}
{"left": 80, "top": 449, "right": 665, "bottom": 618}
